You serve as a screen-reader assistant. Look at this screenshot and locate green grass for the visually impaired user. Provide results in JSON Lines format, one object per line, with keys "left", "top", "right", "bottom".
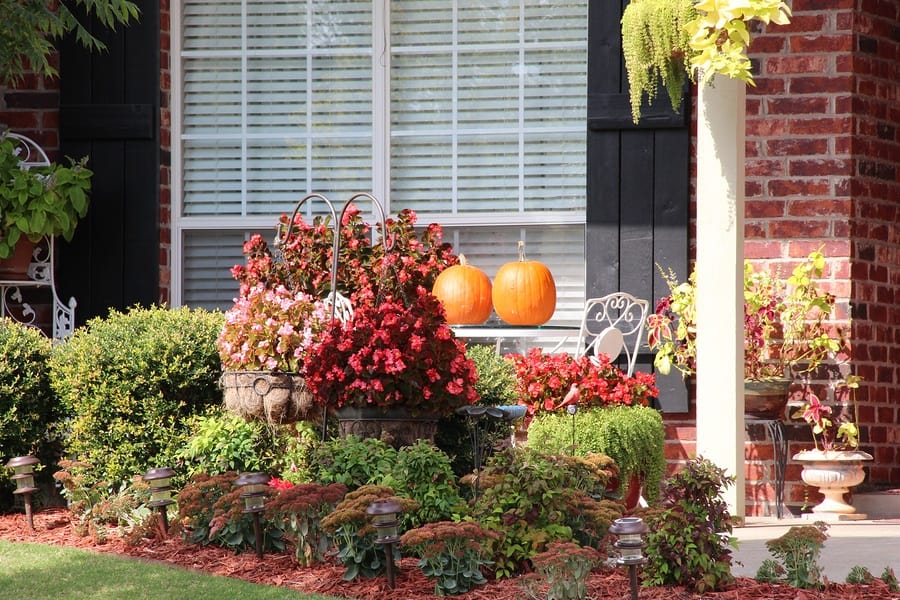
{"left": 0, "top": 541, "right": 343, "bottom": 600}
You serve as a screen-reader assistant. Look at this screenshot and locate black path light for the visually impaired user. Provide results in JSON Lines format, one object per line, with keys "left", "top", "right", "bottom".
{"left": 235, "top": 472, "right": 270, "bottom": 560}
{"left": 365, "top": 498, "right": 404, "bottom": 589}
{"left": 143, "top": 467, "right": 177, "bottom": 537}
{"left": 610, "top": 516, "right": 649, "bottom": 600}
{"left": 456, "top": 404, "right": 527, "bottom": 500}
{"left": 7, "top": 456, "right": 39, "bottom": 530}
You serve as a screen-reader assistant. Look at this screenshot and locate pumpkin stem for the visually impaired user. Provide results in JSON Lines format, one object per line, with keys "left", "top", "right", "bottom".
{"left": 517, "top": 240, "right": 526, "bottom": 262}
{"left": 459, "top": 254, "right": 468, "bottom": 266}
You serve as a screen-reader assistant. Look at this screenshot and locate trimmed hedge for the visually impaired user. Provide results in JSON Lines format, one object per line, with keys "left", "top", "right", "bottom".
{"left": 49, "top": 306, "right": 224, "bottom": 485}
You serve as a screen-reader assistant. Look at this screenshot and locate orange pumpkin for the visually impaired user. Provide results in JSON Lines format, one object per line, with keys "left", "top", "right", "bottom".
{"left": 432, "top": 255, "right": 493, "bottom": 324}
{"left": 492, "top": 241, "right": 556, "bottom": 325}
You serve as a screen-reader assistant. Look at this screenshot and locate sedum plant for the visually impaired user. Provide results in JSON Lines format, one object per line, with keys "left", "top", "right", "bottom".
{"left": 763, "top": 521, "right": 829, "bottom": 589}
{"left": 400, "top": 520, "right": 497, "bottom": 596}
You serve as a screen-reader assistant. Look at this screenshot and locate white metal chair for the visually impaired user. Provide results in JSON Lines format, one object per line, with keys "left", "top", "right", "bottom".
{"left": 574, "top": 292, "right": 650, "bottom": 377}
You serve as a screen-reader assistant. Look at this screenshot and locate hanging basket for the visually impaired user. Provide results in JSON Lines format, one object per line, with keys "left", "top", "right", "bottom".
{"left": 221, "top": 370, "right": 315, "bottom": 425}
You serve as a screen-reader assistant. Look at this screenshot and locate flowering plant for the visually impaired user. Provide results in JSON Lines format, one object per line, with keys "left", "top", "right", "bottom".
{"left": 647, "top": 248, "right": 845, "bottom": 381}
{"left": 792, "top": 375, "right": 861, "bottom": 452}
{"left": 508, "top": 348, "right": 658, "bottom": 417}
{"left": 216, "top": 283, "right": 330, "bottom": 372}
{"left": 305, "top": 287, "right": 478, "bottom": 415}
{"left": 231, "top": 205, "right": 457, "bottom": 301}
{"left": 220, "top": 206, "right": 473, "bottom": 419}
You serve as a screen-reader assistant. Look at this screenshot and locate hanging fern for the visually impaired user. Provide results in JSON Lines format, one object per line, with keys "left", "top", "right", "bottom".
{"left": 621, "top": 0, "right": 698, "bottom": 124}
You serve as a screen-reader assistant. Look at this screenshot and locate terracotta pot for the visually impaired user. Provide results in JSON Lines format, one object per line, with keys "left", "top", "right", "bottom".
{"left": 744, "top": 378, "right": 791, "bottom": 420}
{"left": 0, "top": 238, "right": 37, "bottom": 280}
{"left": 793, "top": 449, "right": 874, "bottom": 516}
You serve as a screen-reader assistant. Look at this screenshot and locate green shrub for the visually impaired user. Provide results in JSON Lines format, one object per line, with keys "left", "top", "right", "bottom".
{"left": 384, "top": 440, "right": 465, "bottom": 528}
{"left": 527, "top": 404, "right": 665, "bottom": 502}
{"left": 471, "top": 447, "right": 623, "bottom": 578}
{"left": 49, "top": 305, "right": 224, "bottom": 485}
{"left": 0, "top": 318, "right": 63, "bottom": 504}
{"left": 177, "top": 410, "right": 316, "bottom": 482}
{"left": 641, "top": 456, "right": 735, "bottom": 593}
{"left": 754, "top": 559, "right": 784, "bottom": 583}
{"left": 309, "top": 435, "right": 397, "bottom": 489}
{"left": 435, "top": 344, "right": 518, "bottom": 479}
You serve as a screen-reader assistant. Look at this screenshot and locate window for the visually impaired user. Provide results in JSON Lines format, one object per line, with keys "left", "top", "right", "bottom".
{"left": 173, "top": 0, "right": 587, "bottom": 324}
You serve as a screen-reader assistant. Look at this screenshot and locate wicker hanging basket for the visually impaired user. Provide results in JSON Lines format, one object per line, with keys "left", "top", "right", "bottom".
{"left": 221, "top": 370, "right": 315, "bottom": 425}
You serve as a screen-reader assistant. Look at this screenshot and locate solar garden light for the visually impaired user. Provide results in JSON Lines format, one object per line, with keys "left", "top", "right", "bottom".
{"left": 609, "top": 517, "right": 649, "bottom": 600}
{"left": 235, "top": 472, "right": 270, "bottom": 560}
{"left": 143, "top": 467, "right": 177, "bottom": 537}
{"left": 6, "top": 456, "right": 39, "bottom": 531}
{"left": 366, "top": 498, "right": 403, "bottom": 589}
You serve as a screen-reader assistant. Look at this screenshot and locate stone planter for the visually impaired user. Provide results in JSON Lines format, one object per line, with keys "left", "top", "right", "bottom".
{"left": 221, "top": 370, "right": 315, "bottom": 425}
{"left": 793, "top": 449, "right": 874, "bottom": 517}
{"left": 334, "top": 406, "right": 440, "bottom": 448}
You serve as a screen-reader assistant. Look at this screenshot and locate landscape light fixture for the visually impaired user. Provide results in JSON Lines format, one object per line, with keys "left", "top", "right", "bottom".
{"left": 610, "top": 516, "right": 649, "bottom": 600}
{"left": 235, "top": 472, "right": 270, "bottom": 560}
{"left": 7, "top": 456, "right": 39, "bottom": 531}
{"left": 366, "top": 498, "right": 404, "bottom": 589}
{"left": 143, "top": 467, "right": 177, "bottom": 537}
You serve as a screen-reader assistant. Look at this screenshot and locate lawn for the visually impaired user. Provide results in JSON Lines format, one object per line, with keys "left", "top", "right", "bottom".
{"left": 0, "top": 540, "right": 341, "bottom": 600}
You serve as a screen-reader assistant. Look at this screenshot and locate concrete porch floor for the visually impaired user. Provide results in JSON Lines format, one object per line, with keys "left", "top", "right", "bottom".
{"left": 732, "top": 516, "right": 900, "bottom": 582}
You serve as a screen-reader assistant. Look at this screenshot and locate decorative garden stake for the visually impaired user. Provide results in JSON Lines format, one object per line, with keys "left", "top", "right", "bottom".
{"left": 366, "top": 498, "right": 403, "bottom": 589}
{"left": 143, "top": 467, "right": 177, "bottom": 537}
{"left": 610, "top": 517, "right": 649, "bottom": 600}
{"left": 6, "top": 455, "right": 39, "bottom": 530}
{"left": 567, "top": 403, "right": 578, "bottom": 455}
{"left": 235, "top": 472, "right": 270, "bottom": 560}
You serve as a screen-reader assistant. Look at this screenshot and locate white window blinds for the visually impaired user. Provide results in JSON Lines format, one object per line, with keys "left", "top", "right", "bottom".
{"left": 176, "top": 0, "right": 587, "bottom": 321}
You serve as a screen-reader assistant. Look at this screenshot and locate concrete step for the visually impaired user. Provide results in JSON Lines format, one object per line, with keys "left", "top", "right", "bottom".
{"left": 852, "top": 489, "right": 900, "bottom": 519}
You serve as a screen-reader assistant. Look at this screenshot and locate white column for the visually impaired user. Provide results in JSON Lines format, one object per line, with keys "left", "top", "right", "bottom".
{"left": 695, "top": 75, "right": 745, "bottom": 518}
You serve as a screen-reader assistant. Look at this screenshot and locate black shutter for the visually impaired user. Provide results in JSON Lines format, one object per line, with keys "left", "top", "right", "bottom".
{"left": 57, "top": 0, "right": 160, "bottom": 324}
{"left": 586, "top": 0, "right": 690, "bottom": 412}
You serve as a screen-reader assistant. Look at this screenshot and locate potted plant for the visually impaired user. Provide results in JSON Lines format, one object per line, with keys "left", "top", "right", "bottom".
{"left": 791, "top": 375, "right": 873, "bottom": 517}
{"left": 647, "top": 248, "right": 846, "bottom": 419}
{"left": 0, "top": 133, "right": 92, "bottom": 274}
{"left": 217, "top": 278, "right": 331, "bottom": 424}
{"left": 223, "top": 202, "right": 477, "bottom": 444}
{"left": 621, "top": 0, "right": 792, "bottom": 123}
{"left": 526, "top": 404, "right": 666, "bottom": 507}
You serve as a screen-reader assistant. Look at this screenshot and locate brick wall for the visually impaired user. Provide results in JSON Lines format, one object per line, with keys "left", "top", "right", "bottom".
{"left": 3, "top": 5, "right": 899, "bottom": 517}
{"left": 663, "top": 0, "right": 900, "bottom": 517}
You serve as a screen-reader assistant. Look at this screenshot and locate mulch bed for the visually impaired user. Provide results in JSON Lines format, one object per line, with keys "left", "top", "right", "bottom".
{"left": 1, "top": 508, "right": 895, "bottom": 599}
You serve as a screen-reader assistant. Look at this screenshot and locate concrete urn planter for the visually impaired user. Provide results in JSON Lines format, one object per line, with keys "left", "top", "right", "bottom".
{"left": 793, "top": 449, "right": 874, "bottom": 517}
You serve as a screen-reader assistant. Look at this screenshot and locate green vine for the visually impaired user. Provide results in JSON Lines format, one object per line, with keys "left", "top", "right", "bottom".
{"left": 621, "top": 0, "right": 698, "bottom": 124}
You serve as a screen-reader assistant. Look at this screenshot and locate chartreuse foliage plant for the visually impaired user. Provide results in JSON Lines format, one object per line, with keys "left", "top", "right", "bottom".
{"left": 641, "top": 456, "right": 736, "bottom": 593}
{"left": 470, "top": 447, "right": 622, "bottom": 579}
{"left": 400, "top": 520, "right": 497, "bottom": 596}
{"left": 49, "top": 306, "right": 224, "bottom": 485}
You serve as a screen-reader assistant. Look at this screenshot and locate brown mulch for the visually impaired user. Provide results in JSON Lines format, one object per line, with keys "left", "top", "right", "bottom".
{"left": 1, "top": 508, "right": 896, "bottom": 599}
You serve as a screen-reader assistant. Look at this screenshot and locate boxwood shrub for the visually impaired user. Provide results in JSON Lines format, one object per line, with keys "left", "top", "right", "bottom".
{"left": 0, "top": 318, "right": 65, "bottom": 507}
{"left": 49, "top": 305, "right": 224, "bottom": 485}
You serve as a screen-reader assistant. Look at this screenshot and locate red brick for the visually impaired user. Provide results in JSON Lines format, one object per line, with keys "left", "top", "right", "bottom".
{"left": 746, "top": 159, "right": 786, "bottom": 177}
{"left": 766, "top": 138, "right": 829, "bottom": 156}
{"left": 790, "top": 35, "right": 854, "bottom": 53}
{"left": 790, "top": 75, "right": 853, "bottom": 94}
{"left": 765, "top": 55, "right": 829, "bottom": 75}
{"left": 789, "top": 117, "right": 852, "bottom": 135}
{"left": 767, "top": 96, "right": 830, "bottom": 115}
{"left": 770, "top": 219, "right": 831, "bottom": 237}
{"left": 789, "top": 158, "right": 852, "bottom": 176}
{"left": 788, "top": 198, "right": 851, "bottom": 217}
